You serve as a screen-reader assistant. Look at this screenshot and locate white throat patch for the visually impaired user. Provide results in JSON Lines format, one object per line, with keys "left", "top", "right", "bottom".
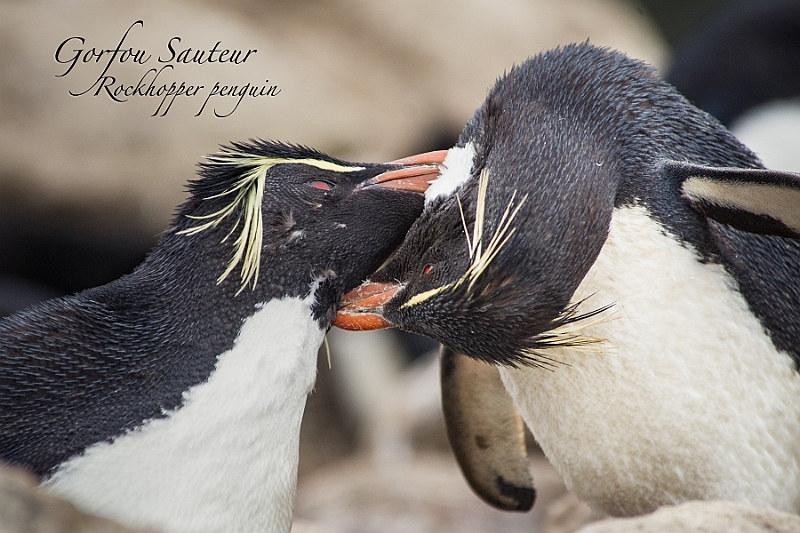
{"left": 499, "top": 206, "right": 800, "bottom": 516}
{"left": 425, "top": 142, "right": 476, "bottom": 206}
{"left": 45, "top": 296, "right": 325, "bottom": 533}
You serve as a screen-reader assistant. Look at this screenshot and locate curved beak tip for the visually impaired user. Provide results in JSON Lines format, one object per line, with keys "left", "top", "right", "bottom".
{"left": 363, "top": 150, "right": 448, "bottom": 193}
{"left": 333, "top": 282, "right": 401, "bottom": 331}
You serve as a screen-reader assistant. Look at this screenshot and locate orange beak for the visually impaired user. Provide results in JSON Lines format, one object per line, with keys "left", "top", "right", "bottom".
{"left": 332, "top": 282, "right": 402, "bottom": 330}
{"left": 360, "top": 150, "right": 448, "bottom": 193}
{"left": 336, "top": 149, "right": 447, "bottom": 330}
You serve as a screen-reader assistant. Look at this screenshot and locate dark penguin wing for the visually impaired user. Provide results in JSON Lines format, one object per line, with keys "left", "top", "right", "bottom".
{"left": 664, "top": 161, "right": 800, "bottom": 239}
{"left": 440, "top": 347, "right": 534, "bottom": 511}
{"left": 665, "top": 161, "right": 800, "bottom": 369}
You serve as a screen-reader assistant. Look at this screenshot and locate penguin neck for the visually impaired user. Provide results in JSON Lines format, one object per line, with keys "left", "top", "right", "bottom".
{"left": 45, "top": 294, "right": 324, "bottom": 533}
{"left": 0, "top": 226, "right": 324, "bottom": 478}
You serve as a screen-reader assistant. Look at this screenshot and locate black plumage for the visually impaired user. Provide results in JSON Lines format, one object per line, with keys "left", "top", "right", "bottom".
{"left": 0, "top": 140, "right": 429, "bottom": 478}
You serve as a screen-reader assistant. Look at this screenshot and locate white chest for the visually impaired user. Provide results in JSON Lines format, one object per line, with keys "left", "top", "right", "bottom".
{"left": 499, "top": 206, "right": 800, "bottom": 516}
{"left": 45, "top": 297, "right": 324, "bottom": 533}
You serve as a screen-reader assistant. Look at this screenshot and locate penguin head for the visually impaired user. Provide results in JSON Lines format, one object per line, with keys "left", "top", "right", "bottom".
{"left": 334, "top": 47, "right": 627, "bottom": 366}
{"left": 334, "top": 43, "right": 800, "bottom": 366}
{"left": 335, "top": 157, "right": 608, "bottom": 368}
{"left": 166, "top": 140, "right": 445, "bottom": 326}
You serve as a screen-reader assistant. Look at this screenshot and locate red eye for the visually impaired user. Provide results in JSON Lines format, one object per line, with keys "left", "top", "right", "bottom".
{"left": 422, "top": 264, "right": 434, "bottom": 275}
{"left": 310, "top": 181, "right": 334, "bottom": 191}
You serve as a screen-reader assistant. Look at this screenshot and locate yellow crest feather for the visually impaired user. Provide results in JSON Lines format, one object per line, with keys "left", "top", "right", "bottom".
{"left": 401, "top": 168, "right": 527, "bottom": 309}
{"left": 178, "top": 153, "right": 364, "bottom": 294}
{"left": 455, "top": 168, "right": 528, "bottom": 292}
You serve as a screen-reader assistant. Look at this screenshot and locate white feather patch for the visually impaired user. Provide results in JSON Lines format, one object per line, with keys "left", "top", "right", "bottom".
{"left": 424, "top": 142, "right": 476, "bottom": 206}
{"left": 45, "top": 296, "right": 325, "bottom": 533}
{"left": 499, "top": 206, "right": 800, "bottom": 517}
{"left": 682, "top": 177, "right": 800, "bottom": 235}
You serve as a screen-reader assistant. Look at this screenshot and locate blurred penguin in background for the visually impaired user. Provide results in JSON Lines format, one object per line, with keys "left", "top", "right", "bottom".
{"left": 668, "top": 0, "right": 800, "bottom": 171}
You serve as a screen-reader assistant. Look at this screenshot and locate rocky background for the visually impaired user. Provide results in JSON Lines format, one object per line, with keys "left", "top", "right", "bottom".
{"left": 1, "top": 1, "right": 795, "bottom": 532}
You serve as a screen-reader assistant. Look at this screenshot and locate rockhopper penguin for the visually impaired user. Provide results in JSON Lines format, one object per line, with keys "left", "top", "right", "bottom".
{"left": 0, "top": 140, "right": 443, "bottom": 533}
{"left": 335, "top": 43, "right": 800, "bottom": 517}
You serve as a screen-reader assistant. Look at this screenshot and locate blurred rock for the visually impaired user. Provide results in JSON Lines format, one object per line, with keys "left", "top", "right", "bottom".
{"left": 324, "top": 329, "right": 446, "bottom": 463}
{"left": 733, "top": 101, "right": 800, "bottom": 172}
{"left": 577, "top": 500, "right": 800, "bottom": 533}
{"left": 294, "top": 453, "right": 594, "bottom": 533}
{"left": 0, "top": 462, "right": 159, "bottom": 533}
{"left": 291, "top": 520, "right": 340, "bottom": 533}
{"left": 0, "top": 0, "right": 665, "bottom": 235}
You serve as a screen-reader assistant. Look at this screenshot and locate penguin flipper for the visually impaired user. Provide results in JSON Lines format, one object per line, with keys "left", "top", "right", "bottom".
{"left": 664, "top": 160, "right": 800, "bottom": 238}
{"left": 440, "top": 346, "right": 535, "bottom": 511}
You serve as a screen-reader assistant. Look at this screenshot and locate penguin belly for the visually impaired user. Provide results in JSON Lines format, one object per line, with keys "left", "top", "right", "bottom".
{"left": 45, "top": 296, "right": 324, "bottom": 533}
{"left": 499, "top": 205, "right": 800, "bottom": 516}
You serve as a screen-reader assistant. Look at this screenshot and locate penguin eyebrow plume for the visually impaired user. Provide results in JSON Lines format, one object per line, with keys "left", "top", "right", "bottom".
{"left": 178, "top": 145, "right": 364, "bottom": 294}
{"left": 456, "top": 168, "right": 528, "bottom": 292}
{"left": 401, "top": 169, "right": 528, "bottom": 310}
{"left": 401, "top": 284, "right": 451, "bottom": 309}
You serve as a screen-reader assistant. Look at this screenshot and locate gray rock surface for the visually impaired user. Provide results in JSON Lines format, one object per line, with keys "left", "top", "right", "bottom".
{"left": 579, "top": 500, "right": 800, "bottom": 533}
{"left": 294, "top": 453, "right": 593, "bottom": 533}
